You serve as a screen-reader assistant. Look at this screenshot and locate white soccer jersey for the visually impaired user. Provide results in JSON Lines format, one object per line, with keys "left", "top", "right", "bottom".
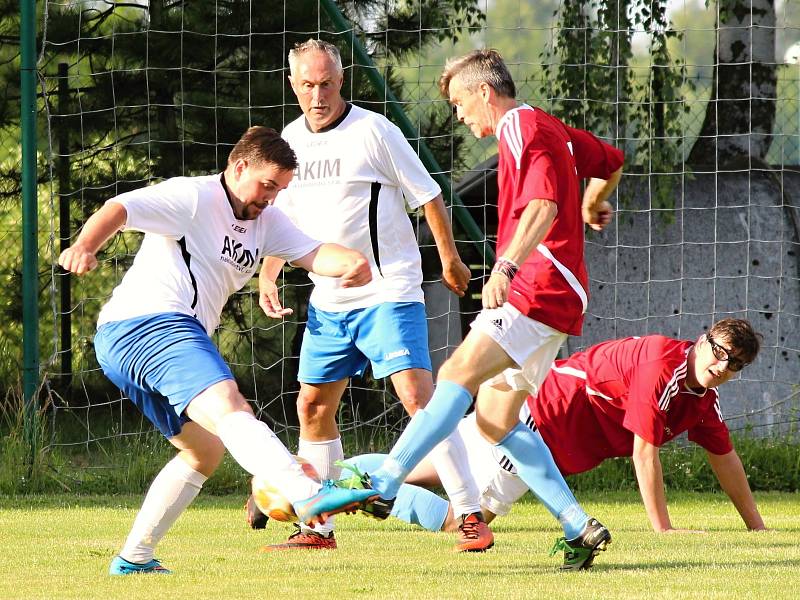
{"left": 276, "top": 104, "right": 441, "bottom": 311}
{"left": 97, "top": 174, "right": 320, "bottom": 334}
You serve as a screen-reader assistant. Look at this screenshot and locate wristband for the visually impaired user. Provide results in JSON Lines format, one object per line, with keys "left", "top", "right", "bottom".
{"left": 491, "top": 257, "right": 519, "bottom": 280}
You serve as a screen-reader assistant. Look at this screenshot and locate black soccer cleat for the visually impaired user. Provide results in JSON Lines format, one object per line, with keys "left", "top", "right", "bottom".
{"left": 360, "top": 495, "right": 395, "bottom": 520}
{"left": 549, "top": 517, "right": 612, "bottom": 570}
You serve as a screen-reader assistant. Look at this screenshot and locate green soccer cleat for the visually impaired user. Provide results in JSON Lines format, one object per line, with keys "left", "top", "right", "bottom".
{"left": 292, "top": 479, "right": 379, "bottom": 527}
{"left": 335, "top": 461, "right": 395, "bottom": 520}
{"left": 109, "top": 556, "right": 171, "bottom": 575}
{"left": 549, "top": 518, "right": 612, "bottom": 570}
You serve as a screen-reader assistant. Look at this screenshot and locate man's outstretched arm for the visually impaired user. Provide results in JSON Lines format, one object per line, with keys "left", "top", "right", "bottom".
{"left": 705, "top": 449, "right": 767, "bottom": 531}
{"left": 292, "top": 243, "right": 371, "bottom": 287}
{"left": 632, "top": 434, "right": 704, "bottom": 533}
{"left": 58, "top": 201, "right": 127, "bottom": 275}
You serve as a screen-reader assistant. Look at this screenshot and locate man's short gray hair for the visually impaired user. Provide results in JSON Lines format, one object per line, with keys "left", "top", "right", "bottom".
{"left": 439, "top": 49, "right": 516, "bottom": 99}
{"left": 288, "top": 39, "right": 343, "bottom": 76}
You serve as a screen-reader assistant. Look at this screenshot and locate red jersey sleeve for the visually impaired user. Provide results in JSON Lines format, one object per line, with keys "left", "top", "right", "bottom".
{"left": 687, "top": 398, "right": 734, "bottom": 455}
{"left": 621, "top": 361, "right": 672, "bottom": 446}
{"left": 565, "top": 125, "right": 624, "bottom": 180}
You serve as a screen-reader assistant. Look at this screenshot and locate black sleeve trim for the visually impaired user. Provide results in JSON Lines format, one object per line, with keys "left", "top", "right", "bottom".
{"left": 177, "top": 237, "right": 199, "bottom": 310}
{"left": 368, "top": 181, "right": 383, "bottom": 277}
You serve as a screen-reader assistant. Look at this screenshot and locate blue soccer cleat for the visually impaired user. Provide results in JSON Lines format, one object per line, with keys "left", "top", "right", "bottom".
{"left": 293, "top": 479, "right": 379, "bottom": 527}
{"left": 109, "top": 555, "right": 172, "bottom": 575}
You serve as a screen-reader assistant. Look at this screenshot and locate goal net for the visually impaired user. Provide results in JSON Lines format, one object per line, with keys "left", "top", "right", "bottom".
{"left": 27, "top": 0, "right": 800, "bottom": 477}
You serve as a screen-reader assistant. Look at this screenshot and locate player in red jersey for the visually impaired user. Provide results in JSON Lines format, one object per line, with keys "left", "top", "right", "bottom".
{"left": 366, "top": 49, "right": 623, "bottom": 570}
{"left": 270, "top": 319, "right": 762, "bottom": 535}
{"left": 526, "top": 317, "right": 766, "bottom": 532}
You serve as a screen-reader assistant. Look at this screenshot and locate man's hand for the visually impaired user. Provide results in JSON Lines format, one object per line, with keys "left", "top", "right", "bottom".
{"left": 58, "top": 245, "right": 98, "bottom": 276}
{"left": 441, "top": 258, "right": 470, "bottom": 297}
{"left": 259, "top": 279, "right": 293, "bottom": 319}
{"left": 583, "top": 199, "right": 613, "bottom": 232}
{"left": 482, "top": 272, "right": 510, "bottom": 309}
{"left": 340, "top": 256, "right": 372, "bottom": 288}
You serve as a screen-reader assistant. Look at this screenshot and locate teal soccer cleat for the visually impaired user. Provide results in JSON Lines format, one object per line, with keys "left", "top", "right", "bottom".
{"left": 293, "top": 479, "right": 379, "bottom": 527}
{"left": 109, "top": 556, "right": 171, "bottom": 575}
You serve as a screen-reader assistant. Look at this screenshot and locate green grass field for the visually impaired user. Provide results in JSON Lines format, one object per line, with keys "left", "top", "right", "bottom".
{"left": 1, "top": 491, "right": 798, "bottom": 600}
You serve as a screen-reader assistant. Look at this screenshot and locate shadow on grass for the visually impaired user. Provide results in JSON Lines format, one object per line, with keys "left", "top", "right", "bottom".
{"left": 0, "top": 493, "right": 244, "bottom": 510}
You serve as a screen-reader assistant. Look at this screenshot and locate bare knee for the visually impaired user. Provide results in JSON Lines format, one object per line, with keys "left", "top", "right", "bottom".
{"left": 396, "top": 385, "right": 430, "bottom": 415}
{"left": 178, "top": 440, "right": 225, "bottom": 477}
{"left": 185, "top": 379, "right": 252, "bottom": 432}
{"left": 170, "top": 422, "right": 226, "bottom": 477}
{"left": 391, "top": 369, "right": 433, "bottom": 415}
{"left": 475, "top": 411, "right": 514, "bottom": 445}
{"left": 296, "top": 387, "right": 340, "bottom": 435}
{"left": 437, "top": 354, "right": 480, "bottom": 394}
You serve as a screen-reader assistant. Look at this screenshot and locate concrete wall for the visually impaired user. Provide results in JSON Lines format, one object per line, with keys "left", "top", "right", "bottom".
{"left": 578, "top": 169, "right": 800, "bottom": 435}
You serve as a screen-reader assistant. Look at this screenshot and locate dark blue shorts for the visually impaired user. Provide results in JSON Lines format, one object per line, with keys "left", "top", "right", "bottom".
{"left": 298, "top": 301, "right": 432, "bottom": 383}
{"left": 94, "top": 312, "right": 234, "bottom": 438}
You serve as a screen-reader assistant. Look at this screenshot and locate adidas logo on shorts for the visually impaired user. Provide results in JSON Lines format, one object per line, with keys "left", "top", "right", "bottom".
{"left": 491, "top": 318, "right": 504, "bottom": 331}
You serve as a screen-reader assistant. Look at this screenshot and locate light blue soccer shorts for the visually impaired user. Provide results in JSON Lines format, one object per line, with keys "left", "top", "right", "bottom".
{"left": 94, "top": 312, "right": 234, "bottom": 438}
{"left": 298, "top": 301, "right": 432, "bottom": 383}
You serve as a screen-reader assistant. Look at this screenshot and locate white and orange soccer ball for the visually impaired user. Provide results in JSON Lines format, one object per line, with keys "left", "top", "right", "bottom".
{"left": 251, "top": 456, "right": 320, "bottom": 522}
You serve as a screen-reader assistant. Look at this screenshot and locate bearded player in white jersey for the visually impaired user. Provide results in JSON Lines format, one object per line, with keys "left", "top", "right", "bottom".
{"left": 58, "top": 126, "right": 379, "bottom": 575}
{"left": 258, "top": 39, "right": 492, "bottom": 552}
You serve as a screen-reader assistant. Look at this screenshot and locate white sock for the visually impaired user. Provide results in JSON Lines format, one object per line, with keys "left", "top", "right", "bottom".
{"left": 216, "top": 411, "right": 318, "bottom": 504}
{"left": 428, "top": 429, "right": 482, "bottom": 517}
{"left": 298, "top": 437, "right": 344, "bottom": 536}
{"left": 120, "top": 456, "right": 206, "bottom": 564}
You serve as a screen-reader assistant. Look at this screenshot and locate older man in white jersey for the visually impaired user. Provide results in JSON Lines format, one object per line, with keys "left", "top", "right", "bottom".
{"left": 258, "top": 39, "right": 492, "bottom": 552}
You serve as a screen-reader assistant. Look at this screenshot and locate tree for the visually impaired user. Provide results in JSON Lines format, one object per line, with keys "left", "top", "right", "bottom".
{"left": 540, "top": 0, "right": 688, "bottom": 208}
{"left": 687, "top": 0, "right": 777, "bottom": 168}
{"left": 3, "top": 0, "right": 485, "bottom": 404}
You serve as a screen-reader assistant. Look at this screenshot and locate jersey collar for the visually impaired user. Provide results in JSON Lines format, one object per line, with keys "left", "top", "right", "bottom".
{"left": 682, "top": 344, "right": 708, "bottom": 396}
{"left": 304, "top": 102, "right": 352, "bottom": 133}
{"left": 220, "top": 172, "right": 233, "bottom": 204}
{"left": 495, "top": 103, "right": 533, "bottom": 139}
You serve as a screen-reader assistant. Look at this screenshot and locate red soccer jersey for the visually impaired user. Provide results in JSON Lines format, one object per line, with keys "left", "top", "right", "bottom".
{"left": 526, "top": 335, "right": 733, "bottom": 475}
{"left": 495, "top": 106, "right": 624, "bottom": 335}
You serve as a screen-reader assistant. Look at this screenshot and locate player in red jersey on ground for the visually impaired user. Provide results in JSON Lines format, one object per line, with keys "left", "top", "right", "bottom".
{"left": 262, "top": 319, "right": 763, "bottom": 535}
{"left": 524, "top": 317, "right": 766, "bottom": 532}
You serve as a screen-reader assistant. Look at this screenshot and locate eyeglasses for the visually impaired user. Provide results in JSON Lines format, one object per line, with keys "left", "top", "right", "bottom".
{"left": 706, "top": 333, "right": 748, "bottom": 372}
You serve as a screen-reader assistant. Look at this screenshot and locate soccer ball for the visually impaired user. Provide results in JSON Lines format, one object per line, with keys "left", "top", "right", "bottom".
{"left": 251, "top": 456, "right": 320, "bottom": 522}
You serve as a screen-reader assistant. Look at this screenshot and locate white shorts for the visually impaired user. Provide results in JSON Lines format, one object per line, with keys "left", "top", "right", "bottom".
{"left": 470, "top": 303, "right": 567, "bottom": 395}
{"left": 457, "top": 413, "right": 530, "bottom": 517}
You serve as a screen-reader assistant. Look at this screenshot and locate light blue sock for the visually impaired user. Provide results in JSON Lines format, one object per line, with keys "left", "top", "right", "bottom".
{"left": 393, "top": 482, "right": 449, "bottom": 532}
{"left": 345, "top": 453, "right": 386, "bottom": 475}
{"left": 496, "top": 422, "right": 588, "bottom": 539}
{"left": 346, "top": 454, "right": 448, "bottom": 532}
{"left": 370, "top": 381, "right": 473, "bottom": 499}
